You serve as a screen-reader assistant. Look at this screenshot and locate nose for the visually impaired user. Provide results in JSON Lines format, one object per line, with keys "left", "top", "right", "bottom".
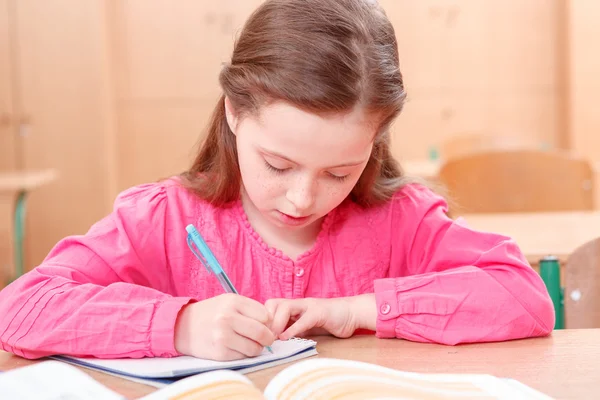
{"left": 286, "top": 175, "right": 316, "bottom": 213}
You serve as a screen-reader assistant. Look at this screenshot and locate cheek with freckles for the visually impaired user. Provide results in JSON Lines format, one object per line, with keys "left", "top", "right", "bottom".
{"left": 315, "top": 181, "right": 355, "bottom": 216}
{"left": 242, "top": 165, "right": 286, "bottom": 210}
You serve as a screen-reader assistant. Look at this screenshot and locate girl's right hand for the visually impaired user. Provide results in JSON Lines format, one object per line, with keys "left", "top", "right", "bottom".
{"left": 174, "top": 293, "right": 275, "bottom": 361}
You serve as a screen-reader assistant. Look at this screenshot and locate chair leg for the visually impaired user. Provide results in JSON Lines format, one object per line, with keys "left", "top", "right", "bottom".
{"left": 14, "top": 191, "right": 27, "bottom": 279}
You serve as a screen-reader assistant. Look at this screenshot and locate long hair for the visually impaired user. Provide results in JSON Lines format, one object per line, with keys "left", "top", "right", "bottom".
{"left": 181, "top": 0, "right": 410, "bottom": 207}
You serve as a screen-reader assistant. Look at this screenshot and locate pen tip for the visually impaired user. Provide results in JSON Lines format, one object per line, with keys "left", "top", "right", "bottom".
{"left": 267, "top": 346, "right": 273, "bottom": 353}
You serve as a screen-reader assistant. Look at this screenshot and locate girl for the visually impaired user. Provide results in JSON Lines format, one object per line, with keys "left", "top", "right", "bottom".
{"left": 0, "top": 0, "right": 554, "bottom": 362}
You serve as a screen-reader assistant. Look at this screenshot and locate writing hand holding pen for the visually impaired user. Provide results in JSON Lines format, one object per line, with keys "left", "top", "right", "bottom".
{"left": 173, "top": 224, "right": 274, "bottom": 361}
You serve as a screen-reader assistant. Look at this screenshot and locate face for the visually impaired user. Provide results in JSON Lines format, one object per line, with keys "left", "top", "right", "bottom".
{"left": 226, "top": 99, "right": 375, "bottom": 233}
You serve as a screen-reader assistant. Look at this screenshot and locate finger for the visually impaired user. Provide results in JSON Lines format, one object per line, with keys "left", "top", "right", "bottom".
{"left": 264, "top": 298, "right": 283, "bottom": 317}
{"left": 271, "top": 300, "right": 308, "bottom": 337}
{"left": 235, "top": 296, "right": 271, "bottom": 325}
{"left": 212, "top": 347, "right": 247, "bottom": 362}
{"left": 270, "top": 302, "right": 291, "bottom": 337}
{"left": 232, "top": 314, "right": 276, "bottom": 348}
{"left": 281, "top": 311, "right": 319, "bottom": 340}
{"left": 264, "top": 299, "right": 284, "bottom": 330}
{"left": 210, "top": 328, "right": 250, "bottom": 361}
{"left": 223, "top": 330, "right": 265, "bottom": 358}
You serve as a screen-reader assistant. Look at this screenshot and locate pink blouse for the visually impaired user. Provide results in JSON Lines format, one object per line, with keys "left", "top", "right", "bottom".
{"left": 0, "top": 178, "right": 554, "bottom": 359}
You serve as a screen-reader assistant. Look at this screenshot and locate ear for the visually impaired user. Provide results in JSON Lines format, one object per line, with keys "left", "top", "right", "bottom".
{"left": 224, "top": 96, "right": 239, "bottom": 135}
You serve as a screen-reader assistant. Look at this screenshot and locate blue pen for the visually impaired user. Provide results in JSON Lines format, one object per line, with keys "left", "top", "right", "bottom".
{"left": 186, "top": 224, "right": 273, "bottom": 354}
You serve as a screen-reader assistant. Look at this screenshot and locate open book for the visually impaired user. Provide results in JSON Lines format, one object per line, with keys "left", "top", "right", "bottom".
{"left": 52, "top": 338, "right": 317, "bottom": 387}
{"left": 1, "top": 356, "right": 554, "bottom": 399}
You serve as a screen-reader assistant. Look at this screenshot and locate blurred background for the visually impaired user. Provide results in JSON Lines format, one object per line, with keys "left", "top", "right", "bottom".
{"left": 1, "top": 0, "right": 599, "bottom": 309}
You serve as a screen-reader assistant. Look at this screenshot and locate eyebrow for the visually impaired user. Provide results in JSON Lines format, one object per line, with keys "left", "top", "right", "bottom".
{"left": 259, "top": 147, "right": 366, "bottom": 169}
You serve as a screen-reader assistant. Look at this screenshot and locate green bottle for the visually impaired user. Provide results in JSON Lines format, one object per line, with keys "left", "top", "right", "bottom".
{"left": 539, "top": 255, "right": 564, "bottom": 329}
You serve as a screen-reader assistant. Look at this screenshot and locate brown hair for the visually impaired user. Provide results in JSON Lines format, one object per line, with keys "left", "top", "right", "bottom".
{"left": 182, "top": 0, "right": 411, "bottom": 207}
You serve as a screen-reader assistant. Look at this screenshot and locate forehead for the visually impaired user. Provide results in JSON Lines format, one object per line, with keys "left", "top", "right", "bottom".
{"left": 244, "top": 102, "right": 376, "bottom": 162}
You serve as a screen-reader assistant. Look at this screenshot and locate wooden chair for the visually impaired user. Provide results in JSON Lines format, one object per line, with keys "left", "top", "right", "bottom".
{"left": 438, "top": 150, "right": 595, "bottom": 213}
{"left": 440, "top": 133, "right": 547, "bottom": 161}
{"left": 564, "top": 237, "right": 600, "bottom": 328}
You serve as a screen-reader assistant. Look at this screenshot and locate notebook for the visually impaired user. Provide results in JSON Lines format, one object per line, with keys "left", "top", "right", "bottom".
{"left": 52, "top": 337, "right": 317, "bottom": 387}
{"left": 1, "top": 357, "right": 554, "bottom": 399}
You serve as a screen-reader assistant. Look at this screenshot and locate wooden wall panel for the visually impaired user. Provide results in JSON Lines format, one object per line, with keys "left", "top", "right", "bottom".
{"left": 0, "top": 0, "right": 16, "bottom": 171}
{"left": 3, "top": 0, "right": 598, "bottom": 276}
{"left": 116, "top": 101, "right": 215, "bottom": 191}
{"left": 0, "top": 0, "right": 15, "bottom": 284}
{"left": 377, "top": 0, "right": 446, "bottom": 91}
{"left": 110, "top": 0, "right": 571, "bottom": 188}
{"left": 116, "top": 1, "right": 262, "bottom": 100}
{"left": 381, "top": 0, "right": 562, "bottom": 161}
{"left": 14, "top": 0, "right": 113, "bottom": 268}
{"left": 112, "top": 0, "right": 261, "bottom": 191}
{"left": 567, "top": 0, "right": 600, "bottom": 161}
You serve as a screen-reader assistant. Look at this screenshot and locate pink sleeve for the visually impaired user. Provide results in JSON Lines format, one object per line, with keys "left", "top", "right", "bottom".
{"left": 374, "top": 185, "right": 555, "bottom": 344}
{"left": 0, "top": 183, "right": 194, "bottom": 359}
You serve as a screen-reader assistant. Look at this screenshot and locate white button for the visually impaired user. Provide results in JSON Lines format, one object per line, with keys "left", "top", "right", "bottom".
{"left": 380, "top": 302, "right": 391, "bottom": 315}
{"left": 295, "top": 267, "right": 304, "bottom": 277}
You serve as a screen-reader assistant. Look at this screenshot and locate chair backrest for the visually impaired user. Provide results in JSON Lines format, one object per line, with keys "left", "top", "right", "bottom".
{"left": 441, "top": 133, "right": 546, "bottom": 161}
{"left": 565, "top": 237, "right": 600, "bottom": 328}
{"left": 438, "top": 150, "right": 595, "bottom": 213}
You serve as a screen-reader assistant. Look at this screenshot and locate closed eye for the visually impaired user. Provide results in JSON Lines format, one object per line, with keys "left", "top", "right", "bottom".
{"left": 328, "top": 172, "right": 349, "bottom": 182}
{"left": 264, "top": 160, "right": 289, "bottom": 174}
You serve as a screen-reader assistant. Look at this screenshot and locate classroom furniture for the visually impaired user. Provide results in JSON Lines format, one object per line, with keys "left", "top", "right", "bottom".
{"left": 440, "top": 133, "right": 548, "bottom": 161}
{"left": 1, "top": 329, "right": 598, "bottom": 399}
{"left": 565, "top": 237, "right": 600, "bottom": 329}
{"left": 402, "top": 158, "right": 600, "bottom": 211}
{"left": 437, "top": 150, "right": 595, "bottom": 213}
{"left": 462, "top": 211, "right": 600, "bottom": 267}
{"left": 0, "top": 169, "right": 57, "bottom": 287}
{"left": 465, "top": 211, "right": 600, "bottom": 328}
{"left": 3, "top": 2, "right": 600, "bottom": 273}
{"left": 1, "top": 0, "right": 114, "bottom": 273}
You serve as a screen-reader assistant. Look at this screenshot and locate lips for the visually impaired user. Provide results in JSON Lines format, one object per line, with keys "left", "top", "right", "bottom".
{"left": 277, "top": 211, "right": 311, "bottom": 226}
{"left": 282, "top": 212, "right": 308, "bottom": 220}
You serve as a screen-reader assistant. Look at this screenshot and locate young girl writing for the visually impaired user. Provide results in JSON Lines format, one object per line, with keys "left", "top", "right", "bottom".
{"left": 0, "top": 0, "right": 554, "bottom": 362}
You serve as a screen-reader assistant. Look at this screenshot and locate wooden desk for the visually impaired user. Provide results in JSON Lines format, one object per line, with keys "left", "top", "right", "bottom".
{"left": 0, "top": 169, "right": 58, "bottom": 192}
{"left": 1, "top": 330, "right": 599, "bottom": 399}
{"left": 461, "top": 211, "right": 600, "bottom": 265}
{"left": 0, "top": 169, "right": 58, "bottom": 287}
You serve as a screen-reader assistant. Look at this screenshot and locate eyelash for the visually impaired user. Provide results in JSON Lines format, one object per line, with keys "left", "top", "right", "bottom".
{"left": 329, "top": 174, "right": 349, "bottom": 182}
{"left": 264, "top": 161, "right": 349, "bottom": 182}
{"left": 264, "top": 160, "right": 287, "bottom": 174}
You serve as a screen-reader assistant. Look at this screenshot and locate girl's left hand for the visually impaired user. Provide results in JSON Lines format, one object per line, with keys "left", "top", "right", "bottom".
{"left": 265, "top": 294, "right": 376, "bottom": 340}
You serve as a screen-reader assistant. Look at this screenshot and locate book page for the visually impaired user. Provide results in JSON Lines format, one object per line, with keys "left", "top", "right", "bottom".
{"left": 139, "top": 370, "right": 265, "bottom": 400}
{"left": 0, "top": 360, "right": 124, "bottom": 400}
{"left": 263, "top": 358, "right": 554, "bottom": 400}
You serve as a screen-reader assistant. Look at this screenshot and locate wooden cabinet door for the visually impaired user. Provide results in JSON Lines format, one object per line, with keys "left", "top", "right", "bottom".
{"left": 0, "top": 0, "right": 16, "bottom": 286}
{"left": 113, "top": 0, "right": 262, "bottom": 191}
{"left": 0, "top": 0, "right": 17, "bottom": 171}
{"left": 381, "top": 0, "right": 562, "bottom": 161}
{"left": 13, "top": 0, "right": 114, "bottom": 269}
